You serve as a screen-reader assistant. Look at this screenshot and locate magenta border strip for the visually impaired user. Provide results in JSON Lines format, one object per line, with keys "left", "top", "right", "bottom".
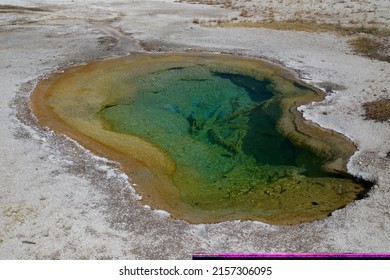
{"left": 192, "top": 253, "right": 390, "bottom": 260}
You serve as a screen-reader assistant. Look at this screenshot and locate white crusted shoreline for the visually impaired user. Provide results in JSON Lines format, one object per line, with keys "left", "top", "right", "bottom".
{"left": 0, "top": 0, "right": 389, "bottom": 259}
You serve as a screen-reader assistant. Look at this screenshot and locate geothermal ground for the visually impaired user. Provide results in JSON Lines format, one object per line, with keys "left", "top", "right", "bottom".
{"left": 0, "top": 0, "right": 389, "bottom": 259}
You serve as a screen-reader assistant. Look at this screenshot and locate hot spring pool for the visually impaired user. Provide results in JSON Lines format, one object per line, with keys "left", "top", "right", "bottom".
{"left": 31, "top": 53, "right": 370, "bottom": 224}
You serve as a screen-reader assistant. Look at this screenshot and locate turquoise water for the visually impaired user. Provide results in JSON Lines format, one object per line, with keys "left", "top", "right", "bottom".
{"left": 98, "top": 66, "right": 340, "bottom": 207}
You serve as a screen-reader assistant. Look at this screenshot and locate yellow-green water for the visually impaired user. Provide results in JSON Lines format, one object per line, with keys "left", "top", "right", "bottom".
{"left": 31, "top": 53, "right": 370, "bottom": 224}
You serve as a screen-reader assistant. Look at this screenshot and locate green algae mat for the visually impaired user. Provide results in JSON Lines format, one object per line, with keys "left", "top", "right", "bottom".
{"left": 31, "top": 53, "right": 369, "bottom": 225}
